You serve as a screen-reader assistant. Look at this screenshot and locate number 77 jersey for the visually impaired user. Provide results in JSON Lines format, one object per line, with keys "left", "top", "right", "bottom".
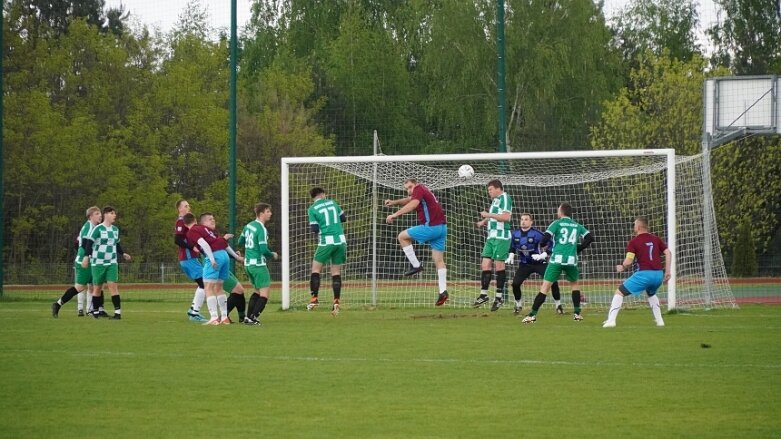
{"left": 545, "top": 216, "right": 590, "bottom": 266}
{"left": 308, "top": 198, "right": 347, "bottom": 246}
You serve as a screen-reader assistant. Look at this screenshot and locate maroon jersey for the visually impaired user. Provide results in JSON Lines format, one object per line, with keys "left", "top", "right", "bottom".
{"left": 626, "top": 232, "right": 667, "bottom": 271}
{"left": 411, "top": 184, "right": 446, "bottom": 226}
{"left": 175, "top": 217, "right": 198, "bottom": 261}
{"left": 186, "top": 224, "right": 229, "bottom": 253}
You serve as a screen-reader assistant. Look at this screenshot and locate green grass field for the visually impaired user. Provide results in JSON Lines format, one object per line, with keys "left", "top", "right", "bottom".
{"left": 1, "top": 295, "right": 780, "bottom": 438}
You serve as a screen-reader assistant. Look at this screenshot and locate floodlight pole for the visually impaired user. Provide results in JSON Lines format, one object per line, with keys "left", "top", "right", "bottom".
{"left": 0, "top": 7, "right": 4, "bottom": 297}
{"left": 496, "top": 0, "right": 507, "bottom": 154}
{"left": 228, "top": 0, "right": 238, "bottom": 255}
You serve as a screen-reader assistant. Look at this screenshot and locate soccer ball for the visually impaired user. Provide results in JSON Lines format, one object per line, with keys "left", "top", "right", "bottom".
{"left": 458, "top": 164, "right": 475, "bottom": 179}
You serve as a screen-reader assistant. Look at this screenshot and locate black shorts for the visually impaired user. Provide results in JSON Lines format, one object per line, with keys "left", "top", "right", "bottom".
{"left": 512, "top": 263, "right": 549, "bottom": 286}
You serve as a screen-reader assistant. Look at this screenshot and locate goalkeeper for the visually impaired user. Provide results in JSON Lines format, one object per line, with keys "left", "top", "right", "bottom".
{"left": 505, "top": 213, "right": 563, "bottom": 315}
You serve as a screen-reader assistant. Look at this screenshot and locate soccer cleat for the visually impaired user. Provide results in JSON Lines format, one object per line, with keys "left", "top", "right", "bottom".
{"left": 331, "top": 301, "right": 341, "bottom": 317}
{"left": 203, "top": 318, "right": 220, "bottom": 326}
{"left": 435, "top": 291, "right": 449, "bottom": 306}
{"left": 98, "top": 310, "right": 110, "bottom": 318}
{"left": 243, "top": 317, "right": 261, "bottom": 326}
{"left": 110, "top": 314, "right": 122, "bottom": 320}
{"left": 219, "top": 317, "right": 232, "bottom": 325}
{"left": 306, "top": 297, "right": 319, "bottom": 311}
{"left": 404, "top": 265, "right": 424, "bottom": 276}
{"left": 556, "top": 305, "right": 564, "bottom": 315}
{"left": 521, "top": 315, "right": 536, "bottom": 324}
{"left": 602, "top": 321, "right": 616, "bottom": 328}
{"left": 573, "top": 313, "right": 584, "bottom": 321}
{"left": 188, "top": 312, "right": 207, "bottom": 322}
{"left": 89, "top": 311, "right": 100, "bottom": 319}
{"left": 472, "top": 294, "right": 490, "bottom": 308}
{"left": 77, "top": 310, "right": 85, "bottom": 317}
{"left": 51, "top": 302, "right": 61, "bottom": 318}
{"left": 513, "top": 305, "right": 522, "bottom": 316}
{"left": 490, "top": 297, "right": 504, "bottom": 312}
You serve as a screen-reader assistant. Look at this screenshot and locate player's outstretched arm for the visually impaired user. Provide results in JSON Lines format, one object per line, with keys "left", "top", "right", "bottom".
{"left": 384, "top": 197, "right": 410, "bottom": 207}
{"left": 386, "top": 199, "right": 420, "bottom": 224}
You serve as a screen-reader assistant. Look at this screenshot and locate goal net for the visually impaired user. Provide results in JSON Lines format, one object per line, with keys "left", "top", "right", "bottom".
{"left": 281, "top": 150, "right": 735, "bottom": 311}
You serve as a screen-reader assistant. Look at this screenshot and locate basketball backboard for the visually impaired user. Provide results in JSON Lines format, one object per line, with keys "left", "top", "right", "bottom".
{"left": 704, "top": 76, "right": 779, "bottom": 146}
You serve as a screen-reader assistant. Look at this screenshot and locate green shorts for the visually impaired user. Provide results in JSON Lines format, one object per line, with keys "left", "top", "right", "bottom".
{"left": 223, "top": 272, "right": 240, "bottom": 293}
{"left": 481, "top": 238, "right": 511, "bottom": 261}
{"left": 543, "top": 263, "right": 579, "bottom": 283}
{"left": 245, "top": 265, "right": 271, "bottom": 289}
{"left": 91, "top": 264, "right": 118, "bottom": 285}
{"left": 74, "top": 262, "right": 92, "bottom": 286}
{"left": 313, "top": 244, "right": 346, "bottom": 265}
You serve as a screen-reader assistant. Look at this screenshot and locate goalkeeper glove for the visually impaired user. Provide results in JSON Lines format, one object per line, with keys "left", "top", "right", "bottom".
{"left": 505, "top": 253, "right": 515, "bottom": 264}
{"left": 531, "top": 251, "right": 548, "bottom": 262}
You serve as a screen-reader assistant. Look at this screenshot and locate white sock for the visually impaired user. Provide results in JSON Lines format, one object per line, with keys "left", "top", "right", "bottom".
{"left": 515, "top": 300, "right": 522, "bottom": 307}
{"left": 606, "top": 294, "right": 623, "bottom": 323}
{"left": 217, "top": 294, "right": 228, "bottom": 318}
{"left": 192, "top": 287, "right": 205, "bottom": 312}
{"left": 77, "top": 292, "right": 84, "bottom": 311}
{"left": 648, "top": 294, "right": 664, "bottom": 324}
{"left": 402, "top": 245, "right": 421, "bottom": 267}
{"left": 554, "top": 299, "right": 561, "bottom": 307}
{"left": 437, "top": 268, "right": 447, "bottom": 293}
{"left": 480, "top": 290, "right": 489, "bottom": 296}
{"left": 206, "top": 296, "right": 219, "bottom": 320}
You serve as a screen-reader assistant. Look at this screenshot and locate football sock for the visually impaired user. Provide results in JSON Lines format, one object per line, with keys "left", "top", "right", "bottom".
{"left": 495, "top": 270, "right": 506, "bottom": 299}
{"left": 512, "top": 283, "right": 522, "bottom": 301}
{"left": 192, "top": 287, "right": 205, "bottom": 312}
{"left": 206, "top": 296, "right": 219, "bottom": 320}
{"left": 236, "top": 293, "right": 246, "bottom": 320}
{"left": 248, "top": 293, "right": 260, "bottom": 318}
{"left": 310, "top": 272, "right": 321, "bottom": 297}
{"left": 253, "top": 296, "right": 268, "bottom": 317}
{"left": 480, "top": 270, "right": 492, "bottom": 292}
{"left": 59, "top": 286, "right": 79, "bottom": 305}
{"left": 217, "top": 294, "right": 228, "bottom": 319}
{"left": 551, "top": 282, "right": 561, "bottom": 301}
{"left": 648, "top": 294, "right": 664, "bottom": 323}
{"left": 437, "top": 268, "right": 447, "bottom": 294}
{"left": 607, "top": 294, "right": 623, "bottom": 323}
{"left": 515, "top": 299, "right": 522, "bottom": 307}
{"left": 77, "top": 291, "right": 85, "bottom": 311}
{"left": 227, "top": 293, "right": 238, "bottom": 315}
{"left": 529, "top": 293, "right": 546, "bottom": 316}
{"left": 332, "top": 275, "right": 342, "bottom": 300}
{"left": 572, "top": 290, "right": 582, "bottom": 314}
{"left": 111, "top": 295, "right": 121, "bottom": 314}
{"left": 402, "top": 245, "right": 421, "bottom": 268}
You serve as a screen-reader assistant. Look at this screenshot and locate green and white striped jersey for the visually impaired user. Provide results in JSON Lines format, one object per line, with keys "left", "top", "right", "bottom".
{"left": 74, "top": 221, "right": 96, "bottom": 264}
{"left": 238, "top": 220, "right": 275, "bottom": 266}
{"left": 308, "top": 198, "right": 346, "bottom": 246}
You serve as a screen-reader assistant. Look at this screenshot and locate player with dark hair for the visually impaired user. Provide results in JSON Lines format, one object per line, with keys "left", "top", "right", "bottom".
{"left": 385, "top": 178, "right": 449, "bottom": 306}
{"left": 174, "top": 199, "right": 207, "bottom": 322}
{"left": 239, "top": 203, "right": 279, "bottom": 325}
{"left": 81, "top": 206, "right": 132, "bottom": 319}
{"left": 522, "top": 203, "right": 594, "bottom": 324}
{"left": 307, "top": 187, "right": 347, "bottom": 315}
{"left": 603, "top": 216, "right": 670, "bottom": 328}
{"left": 506, "top": 213, "right": 563, "bottom": 315}
{"left": 473, "top": 179, "right": 512, "bottom": 311}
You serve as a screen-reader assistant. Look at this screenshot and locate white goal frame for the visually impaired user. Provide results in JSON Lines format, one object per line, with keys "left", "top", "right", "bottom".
{"left": 280, "top": 149, "right": 677, "bottom": 311}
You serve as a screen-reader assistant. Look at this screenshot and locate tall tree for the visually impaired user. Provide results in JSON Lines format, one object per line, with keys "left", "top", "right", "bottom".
{"left": 611, "top": 0, "right": 700, "bottom": 63}
{"left": 708, "top": 0, "right": 781, "bottom": 74}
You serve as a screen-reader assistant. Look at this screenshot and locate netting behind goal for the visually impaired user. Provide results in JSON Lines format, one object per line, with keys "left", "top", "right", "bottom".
{"left": 282, "top": 150, "right": 735, "bottom": 311}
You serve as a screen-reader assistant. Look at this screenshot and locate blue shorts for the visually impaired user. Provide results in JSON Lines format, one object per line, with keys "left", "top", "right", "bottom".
{"left": 203, "top": 250, "right": 230, "bottom": 281}
{"left": 621, "top": 270, "right": 664, "bottom": 296}
{"left": 407, "top": 224, "right": 448, "bottom": 252}
{"left": 179, "top": 258, "right": 203, "bottom": 280}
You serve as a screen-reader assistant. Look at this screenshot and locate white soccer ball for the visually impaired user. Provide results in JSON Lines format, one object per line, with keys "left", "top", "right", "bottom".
{"left": 458, "top": 164, "right": 475, "bottom": 179}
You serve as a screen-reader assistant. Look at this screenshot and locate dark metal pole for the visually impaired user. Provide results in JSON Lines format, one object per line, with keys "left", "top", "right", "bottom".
{"left": 496, "top": 0, "right": 507, "bottom": 153}
{"left": 229, "top": 0, "right": 238, "bottom": 247}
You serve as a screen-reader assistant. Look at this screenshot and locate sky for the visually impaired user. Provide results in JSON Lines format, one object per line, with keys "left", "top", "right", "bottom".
{"left": 105, "top": 0, "right": 721, "bottom": 42}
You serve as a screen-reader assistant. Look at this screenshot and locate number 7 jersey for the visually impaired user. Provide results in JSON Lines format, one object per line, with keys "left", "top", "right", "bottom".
{"left": 308, "top": 198, "right": 347, "bottom": 246}
{"left": 545, "top": 216, "right": 590, "bottom": 266}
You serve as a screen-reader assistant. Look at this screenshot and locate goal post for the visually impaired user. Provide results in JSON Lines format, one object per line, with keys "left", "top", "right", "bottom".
{"left": 281, "top": 149, "right": 733, "bottom": 311}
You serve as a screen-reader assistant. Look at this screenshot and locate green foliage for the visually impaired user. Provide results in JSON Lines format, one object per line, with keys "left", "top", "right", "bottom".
{"left": 611, "top": 0, "right": 700, "bottom": 63}
{"left": 708, "top": 0, "right": 781, "bottom": 74}
{"left": 730, "top": 219, "right": 759, "bottom": 276}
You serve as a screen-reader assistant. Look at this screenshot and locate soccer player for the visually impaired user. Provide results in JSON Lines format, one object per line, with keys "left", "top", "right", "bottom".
{"left": 306, "top": 188, "right": 347, "bottom": 315}
{"left": 506, "top": 213, "right": 563, "bottom": 315}
{"left": 521, "top": 203, "right": 594, "bottom": 324}
{"left": 238, "top": 203, "right": 279, "bottom": 325}
{"left": 473, "top": 180, "right": 512, "bottom": 311}
{"left": 51, "top": 206, "right": 102, "bottom": 318}
{"left": 384, "top": 178, "right": 449, "bottom": 306}
{"left": 185, "top": 212, "right": 244, "bottom": 325}
{"left": 81, "top": 206, "right": 132, "bottom": 319}
{"left": 174, "top": 199, "right": 208, "bottom": 322}
{"left": 603, "top": 216, "right": 671, "bottom": 328}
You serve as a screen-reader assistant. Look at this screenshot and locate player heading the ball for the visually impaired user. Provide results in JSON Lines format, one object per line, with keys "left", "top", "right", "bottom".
{"left": 473, "top": 179, "right": 512, "bottom": 311}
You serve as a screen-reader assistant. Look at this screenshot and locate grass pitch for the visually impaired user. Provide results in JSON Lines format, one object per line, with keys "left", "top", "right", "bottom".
{"left": 1, "top": 297, "right": 780, "bottom": 438}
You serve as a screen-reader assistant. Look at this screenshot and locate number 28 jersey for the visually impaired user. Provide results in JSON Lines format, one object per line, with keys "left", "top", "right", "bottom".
{"left": 545, "top": 217, "right": 590, "bottom": 266}
{"left": 308, "top": 198, "right": 346, "bottom": 247}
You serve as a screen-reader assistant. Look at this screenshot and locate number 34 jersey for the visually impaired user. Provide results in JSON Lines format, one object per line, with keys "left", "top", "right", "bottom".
{"left": 545, "top": 216, "right": 590, "bottom": 266}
